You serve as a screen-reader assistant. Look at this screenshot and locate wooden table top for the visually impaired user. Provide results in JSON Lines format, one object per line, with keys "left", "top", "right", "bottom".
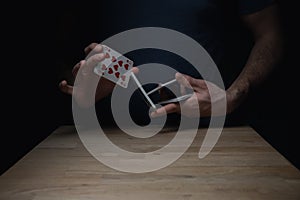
{"left": 0, "top": 125, "right": 299, "bottom": 200}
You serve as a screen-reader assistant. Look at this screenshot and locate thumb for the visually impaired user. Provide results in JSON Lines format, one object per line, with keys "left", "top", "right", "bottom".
{"left": 175, "top": 73, "right": 205, "bottom": 91}
{"left": 131, "top": 67, "right": 139, "bottom": 74}
{"left": 59, "top": 80, "right": 73, "bottom": 95}
{"left": 82, "top": 53, "right": 105, "bottom": 75}
{"left": 175, "top": 72, "right": 196, "bottom": 88}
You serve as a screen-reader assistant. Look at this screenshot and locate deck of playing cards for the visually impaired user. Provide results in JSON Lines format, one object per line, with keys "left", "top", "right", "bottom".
{"left": 93, "top": 45, "right": 157, "bottom": 109}
{"left": 93, "top": 45, "right": 193, "bottom": 110}
{"left": 94, "top": 45, "right": 134, "bottom": 88}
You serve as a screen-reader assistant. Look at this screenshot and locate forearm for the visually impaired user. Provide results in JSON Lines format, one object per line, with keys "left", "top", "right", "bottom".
{"left": 226, "top": 32, "right": 283, "bottom": 113}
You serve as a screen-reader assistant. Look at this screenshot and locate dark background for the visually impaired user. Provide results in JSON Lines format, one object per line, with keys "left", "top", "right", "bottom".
{"left": 1, "top": 0, "right": 299, "bottom": 174}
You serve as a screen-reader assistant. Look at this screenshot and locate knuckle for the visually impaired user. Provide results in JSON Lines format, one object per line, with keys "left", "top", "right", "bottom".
{"left": 91, "top": 44, "right": 103, "bottom": 53}
{"left": 89, "top": 53, "right": 104, "bottom": 64}
{"left": 169, "top": 104, "right": 179, "bottom": 112}
{"left": 84, "top": 43, "right": 99, "bottom": 53}
{"left": 90, "top": 42, "right": 98, "bottom": 47}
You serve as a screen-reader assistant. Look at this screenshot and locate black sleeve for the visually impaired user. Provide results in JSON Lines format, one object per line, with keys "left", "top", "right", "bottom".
{"left": 238, "top": 0, "right": 275, "bottom": 15}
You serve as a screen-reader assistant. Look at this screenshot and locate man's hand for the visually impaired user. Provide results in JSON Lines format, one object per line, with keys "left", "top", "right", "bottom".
{"left": 150, "top": 73, "right": 228, "bottom": 118}
{"left": 59, "top": 43, "right": 138, "bottom": 107}
{"left": 151, "top": 4, "right": 282, "bottom": 119}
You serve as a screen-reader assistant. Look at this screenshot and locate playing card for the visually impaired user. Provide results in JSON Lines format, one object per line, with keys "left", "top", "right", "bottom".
{"left": 94, "top": 45, "right": 134, "bottom": 88}
{"left": 145, "top": 79, "right": 194, "bottom": 106}
{"left": 158, "top": 93, "right": 193, "bottom": 104}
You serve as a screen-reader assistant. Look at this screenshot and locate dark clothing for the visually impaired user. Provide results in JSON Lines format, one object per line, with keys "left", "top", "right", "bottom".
{"left": 90, "top": 0, "right": 275, "bottom": 126}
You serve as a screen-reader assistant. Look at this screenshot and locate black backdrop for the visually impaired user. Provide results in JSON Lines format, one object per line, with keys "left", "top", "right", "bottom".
{"left": 1, "top": 0, "right": 299, "bottom": 174}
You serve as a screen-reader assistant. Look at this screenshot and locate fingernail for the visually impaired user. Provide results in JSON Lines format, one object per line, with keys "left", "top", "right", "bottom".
{"left": 150, "top": 112, "right": 157, "bottom": 118}
{"left": 79, "top": 60, "right": 85, "bottom": 67}
{"left": 98, "top": 53, "right": 105, "bottom": 58}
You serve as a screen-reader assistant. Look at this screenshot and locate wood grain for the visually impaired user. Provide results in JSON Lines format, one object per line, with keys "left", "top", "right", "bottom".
{"left": 0, "top": 126, "right": 299, "bottom": 200}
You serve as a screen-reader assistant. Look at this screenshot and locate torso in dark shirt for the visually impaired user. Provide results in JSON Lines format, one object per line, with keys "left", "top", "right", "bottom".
{"left": 78, "top": 0, "right": 274, "bottom": 125}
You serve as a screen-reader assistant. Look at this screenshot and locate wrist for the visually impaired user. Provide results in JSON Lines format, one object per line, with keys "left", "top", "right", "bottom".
{"left": 226, "top": 83, "right": 250, "bottom": 114}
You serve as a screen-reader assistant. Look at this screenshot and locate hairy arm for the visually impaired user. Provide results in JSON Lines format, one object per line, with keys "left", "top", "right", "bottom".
{"left": 226, "top": 4, "right": 284, "bottom": 113}
{"left": 150, "top": 4, "right": 285, "bottom": 118}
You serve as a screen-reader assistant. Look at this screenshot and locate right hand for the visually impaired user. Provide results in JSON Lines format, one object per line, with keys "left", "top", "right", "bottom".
{"left": 59, "top": 43, "right": 138, "bottom": 107}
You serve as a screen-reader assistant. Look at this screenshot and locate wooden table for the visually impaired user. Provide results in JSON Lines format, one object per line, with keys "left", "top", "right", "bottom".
{"left": 0, "top": 126, "right": 299, "bottom": 200}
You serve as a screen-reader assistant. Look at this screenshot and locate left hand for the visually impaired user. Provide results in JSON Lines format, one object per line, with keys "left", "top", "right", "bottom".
{"left": 59, "top": 43, "right": 139, "bottom": 108}
{"left": 150, "top": 73, "right": 227, "bottom": 118}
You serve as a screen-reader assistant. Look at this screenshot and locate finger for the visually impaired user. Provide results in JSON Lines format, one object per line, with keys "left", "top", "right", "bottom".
{"left": 82, "top": 53, "right": 105, "bottom": 75}
{"left": 84, "top": 43, "right": 99, "bottom": 55}
{"left": 72, "top": 60, "right": 86, "bottom": 77}
{"left": 180, "top": 84, "right": 186, "bottom": 95}
{"left": 175, "top": 73, "right": 195, "bottom": 88}
{"left": 59, "top": 80, "right": 73, "bottom": 95}
{"left": 86, "top": 44, "right": 103, "bottom": 60}
{"left": 85, "top": 44, "right": 103, "bottom": 60}
{"left": 150, "top": 103, "right": 180, "bottom": 118}
{"left": 131, "top": 67, "right": 139, "bottom": 74}
{"left": 175, "top": 73, "right": 194, "bottom": 95}
{"left": 176, "top": 72, "right": 206, "bottom": 91}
